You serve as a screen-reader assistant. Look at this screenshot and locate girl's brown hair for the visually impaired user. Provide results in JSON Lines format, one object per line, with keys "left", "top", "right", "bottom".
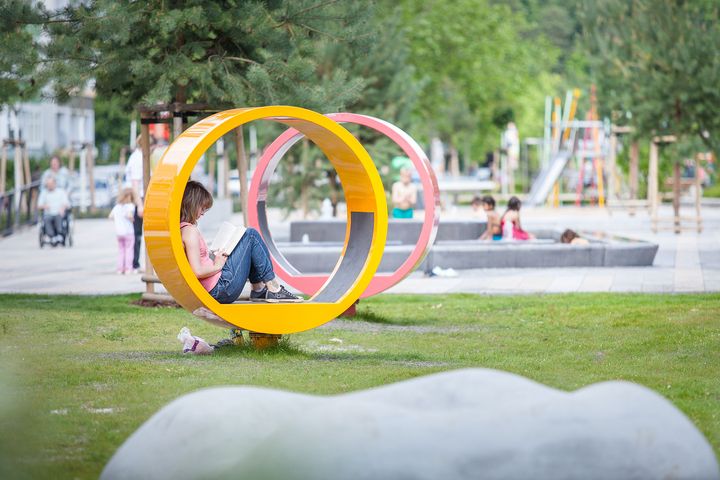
{"left": 117, "top": 187, "right": 135, "bottom": 205}
{"left": 181, "top": 180, "right": 213, "bottom": 224}
{"left": 560, "top": 229, "right": 579, "bottom": 244}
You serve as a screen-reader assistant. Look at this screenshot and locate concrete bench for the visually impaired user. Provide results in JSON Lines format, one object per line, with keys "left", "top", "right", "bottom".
{"left": 277, "top": 226, "right": 659, "bottom": 271}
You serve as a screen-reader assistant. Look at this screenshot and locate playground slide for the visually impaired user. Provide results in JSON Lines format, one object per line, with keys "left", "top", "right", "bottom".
{"left": 525, "top": 150, "right": 573, "bottom": 207}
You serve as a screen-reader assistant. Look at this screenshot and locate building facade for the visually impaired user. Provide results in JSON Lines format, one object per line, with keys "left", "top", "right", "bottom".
{"left": 1, "top": 95, "right": 95, "bottom": 158}
{"left": 0, "top": 0, "right": 95, "bottom": 158}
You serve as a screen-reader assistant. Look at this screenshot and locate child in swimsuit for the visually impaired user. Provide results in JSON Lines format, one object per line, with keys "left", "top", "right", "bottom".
{"left": 500, "top": 196, "right": 535, "bottom": 241}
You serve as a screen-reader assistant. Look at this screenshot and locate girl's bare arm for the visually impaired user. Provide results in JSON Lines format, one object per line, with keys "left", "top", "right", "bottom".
{"left": 181, "top": 226, "right": 227, "bottom": 279}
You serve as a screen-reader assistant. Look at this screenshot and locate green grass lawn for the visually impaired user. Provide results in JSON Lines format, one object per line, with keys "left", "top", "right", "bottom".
{"left": 1, "top": 293, "right": 719, "bottom": 479}
{"left": 704, "top": 183, "right": 720, "bottom": 198}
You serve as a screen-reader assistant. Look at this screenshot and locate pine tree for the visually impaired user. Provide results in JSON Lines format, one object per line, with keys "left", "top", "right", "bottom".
{"left": 581, "top": 0, "right": 720, "bottom": 157}
{"left": 44, "top": 0, "right": 373, "bottom": 112}
{"left": 0, "top": 0, "right": 46, "bottom": 106}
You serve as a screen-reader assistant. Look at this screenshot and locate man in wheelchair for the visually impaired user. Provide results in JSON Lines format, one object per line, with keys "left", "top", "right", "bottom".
{"left": 38, "top": 176, "right": 71, "bottom": 247}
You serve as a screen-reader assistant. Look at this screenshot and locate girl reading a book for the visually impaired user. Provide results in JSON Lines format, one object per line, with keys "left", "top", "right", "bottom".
{"left": 180, "top": 180, "right": 302, "bottom": 303}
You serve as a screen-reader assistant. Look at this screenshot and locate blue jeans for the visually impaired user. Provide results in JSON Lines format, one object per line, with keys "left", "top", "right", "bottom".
{"left": 209, "top": 228, "right": 275, "bottom": 303}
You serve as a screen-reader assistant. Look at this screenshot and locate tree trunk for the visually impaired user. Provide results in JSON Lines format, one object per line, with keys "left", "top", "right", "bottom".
{"left": 0, "top": 143, "right": 6, "bottom": 195}
{"left": 87, "top": 144, "right": 96, "bottom": 213}
{"left": 449, "top": 145, "right": 460, "bottom": 178}
{"left": 673, "top": 161, "right": 681, "bottom": 234}
{"left": 119, "top": 146, "right": 128, "bottom": 169}
{"left": 648, "top": 141, "right": 659, "bottom": 232}
{"left": 235, "top": 127, "right": 249, "bottom": 225}
{"left": 300, "top": 139, "right": 310, "bottom": 218}
{"left": 222, "top": 141, "right": 230, "bottom": 200}
{"left": 208, "top": 147, "right": 216, "bottom": 196}
{"left": 328, "top": 169, "right": 339, "bottom": 217}
{"left": 22, "top": 142, "right": 31, "bottom": 189}
{"left": 629, "top": 141, "right": 639, "bottom": 200}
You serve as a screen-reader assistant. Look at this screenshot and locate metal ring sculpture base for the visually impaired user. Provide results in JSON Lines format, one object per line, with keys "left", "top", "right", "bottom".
{"left": 248, "top": 113, "right": 440, "bottom": 298}
{"left": 144, "top": 107, "right": 388, "bottom": 335}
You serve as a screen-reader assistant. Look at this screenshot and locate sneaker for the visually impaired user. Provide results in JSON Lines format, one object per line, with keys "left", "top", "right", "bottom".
{"left": 267, "top": 285, "right": 303, "bottom": 303}
{"left": 250, "top": 287, "right": 269, "bottom": 302}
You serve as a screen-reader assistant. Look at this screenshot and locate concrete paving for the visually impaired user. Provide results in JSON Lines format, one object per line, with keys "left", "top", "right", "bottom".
{"left": 0, "top": 204, "right": 718, "bottom": 296}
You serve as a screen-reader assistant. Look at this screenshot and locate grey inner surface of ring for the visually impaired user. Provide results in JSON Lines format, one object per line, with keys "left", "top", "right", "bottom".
{"left": 257, "top": 206, "right": 375, "bottom": 303}
{"left": 257, "top": 200, "right": 301, "bottom": 275}
{"left": 256, "top": 129, "right": 376, "bottom": 303}
{"left": 312, "top": 211, "right": 375, "bottom": 303}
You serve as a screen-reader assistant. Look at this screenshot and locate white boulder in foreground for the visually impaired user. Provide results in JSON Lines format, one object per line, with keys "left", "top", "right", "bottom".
{"left": 102, "top": 368, "right": 719, "bottom": 480}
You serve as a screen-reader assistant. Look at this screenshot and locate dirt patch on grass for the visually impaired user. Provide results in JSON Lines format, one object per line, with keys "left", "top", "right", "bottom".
{"left": 131, "top": 298, "right": 181, "bottom": 308}
{"left": 320, "top": 319, "right": 485, "bottom": 334}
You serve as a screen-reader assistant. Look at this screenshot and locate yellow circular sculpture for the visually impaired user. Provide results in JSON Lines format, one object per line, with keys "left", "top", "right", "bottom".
{"left": 145, "top": 107, "right": 388, "bottom": 334}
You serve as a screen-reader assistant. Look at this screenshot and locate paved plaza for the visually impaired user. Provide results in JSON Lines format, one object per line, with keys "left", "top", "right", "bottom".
{"left": 0, "top": 204, "right": 718, "bottom": 296}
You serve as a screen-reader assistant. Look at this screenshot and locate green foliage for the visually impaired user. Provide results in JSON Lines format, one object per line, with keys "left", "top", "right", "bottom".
{"left": 396, "top": 0, "right": 561, "bottom": 160}
{"left": 44, "top": 0, "right": 375, "bottom": 112}
{"left": 0, "top": 0, "right": 46, "bottom": 106}
{"left": 40, "top": 0, "right": 421, "bottom": 216}
{"left": 261, "top": 4, "right": 422, "bottom": 215}
{"left": 580, "top": 0, "right": 720, "bottom": 155}
{"left": 94, "top": 96, "right": 132, "bottom": 163}
{"left": 704, "top": 183, "right": 720, "bottom": 198}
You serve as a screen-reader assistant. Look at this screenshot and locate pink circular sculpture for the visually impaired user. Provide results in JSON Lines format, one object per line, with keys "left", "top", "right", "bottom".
{"left": 247, "top": 113, "right": 440, "bottom": 298}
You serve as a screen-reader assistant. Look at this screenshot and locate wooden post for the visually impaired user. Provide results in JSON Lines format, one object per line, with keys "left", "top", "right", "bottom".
{"left": 629, "top": 141, "right": 639, "bottom": 216}
{"left": 492, "top": 150, "right": 500, "bottom": 188}
{"left": 13, "top": 140, "right": 23, "bottom": 218}
{"left": 87, "top": 144, "right": 96, "bottom": 213}
{"left": 449, "top": 145, "right": 460, "bottom": 178}
{"left": 629, "top": 141, "right": 639, "bottom": 200}
{"left": 1, "top": 142, "right": 7, "bottom": 196}
{"left": 672, "top": 161, "right": 681, "bottom": 234}
{"left": 299, "top": 138, "right": 309, "bottom": 217}
{"left": 235, "top": 126, "right": 249, "bottom": 225}
{"left": 222, "top": 139, "right": 230, "bottom": 200}
{"left": 173, "top": 114, "right": 184, "bottom": 140}
{"left": 141, "top": 120, "right": 153, "bottom": 295}
{"left": 695, "top": 155, "right": 703, "bottom": 233}
{"left": 119, "top": 146, "right": 128, "bottom": 169}
{"left": 248, "top": 332, "right": 281, "bottom": 350}
{"left": 648, "top": 140, "right": 659, "bottom": 232}
{"left": 22, "top": 141, "right": 31, "bottom": 190}
{"left": 208, "top": 146, "right": 216, "bottom": 196}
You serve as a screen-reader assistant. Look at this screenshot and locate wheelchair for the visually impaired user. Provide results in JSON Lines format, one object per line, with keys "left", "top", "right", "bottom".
{"left": 39, "top": 210, "right": 74, "bottom": 248}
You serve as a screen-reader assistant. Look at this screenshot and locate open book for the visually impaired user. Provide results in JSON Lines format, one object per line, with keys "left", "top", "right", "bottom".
{"left": 209, "top": 221, "right": 247, "bottom": 255}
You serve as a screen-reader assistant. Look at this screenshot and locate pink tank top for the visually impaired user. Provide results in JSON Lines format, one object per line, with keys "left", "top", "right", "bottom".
{"left": 180, "top": 222, "right": 221, "bottom": 291}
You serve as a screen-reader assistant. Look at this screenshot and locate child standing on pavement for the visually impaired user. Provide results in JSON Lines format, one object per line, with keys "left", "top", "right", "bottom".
{"left": 109, "top": 188, "right": 136, "bottom": 274}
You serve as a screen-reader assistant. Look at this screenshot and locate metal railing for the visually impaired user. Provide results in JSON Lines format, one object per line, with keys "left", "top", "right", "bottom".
{"left": 0, "top": 180, "right": 41, "bottom": 236}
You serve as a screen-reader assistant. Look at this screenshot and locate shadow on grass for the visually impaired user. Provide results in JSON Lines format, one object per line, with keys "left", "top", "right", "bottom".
{"left": 212, "top": 336, "right": 310, "bottom": 358}
{"left": 351, "top": 308, "right": 397, "bottom": 324}
{"left": 211, "top": 337, "right": 446, "bottom": 367}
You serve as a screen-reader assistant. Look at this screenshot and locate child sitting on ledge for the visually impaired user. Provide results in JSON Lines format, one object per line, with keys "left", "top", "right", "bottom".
{"left": 500, "top": 196, "right": 535, "bottom": 241}
{"left": 475, "top": 195, "right": 502, "bottom": 241}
